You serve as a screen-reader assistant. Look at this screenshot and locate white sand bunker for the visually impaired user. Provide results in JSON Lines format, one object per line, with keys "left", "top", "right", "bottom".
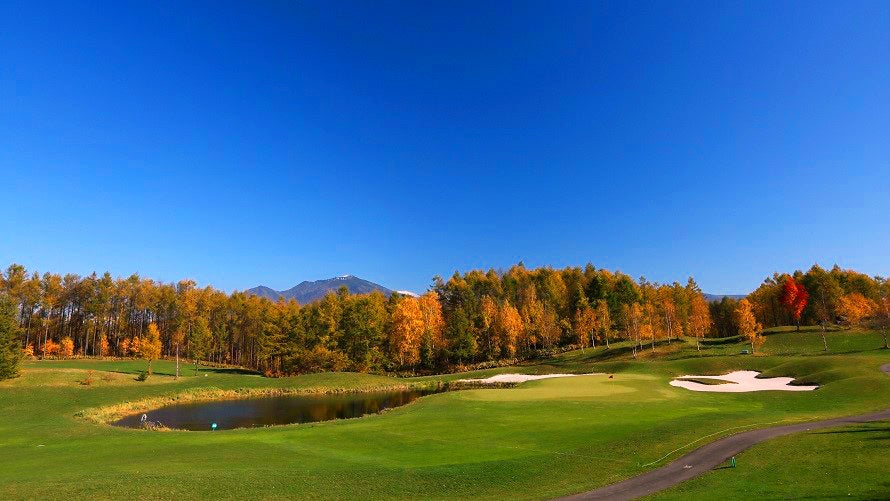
{"left": 459, "top": 373, "right": 597, "bottom": 384}
{"left": 670, "top": 370, "right": 818, "bottom": 392}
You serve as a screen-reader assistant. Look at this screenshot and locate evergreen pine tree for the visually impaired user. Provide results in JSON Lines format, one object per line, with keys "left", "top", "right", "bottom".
{"left": 0, "top": 298, "right": 21, "bottom": 380}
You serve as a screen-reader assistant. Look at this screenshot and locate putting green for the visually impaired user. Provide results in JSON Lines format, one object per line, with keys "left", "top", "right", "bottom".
{"left": 460, "top": 374, "right": 642, "bottom": 401}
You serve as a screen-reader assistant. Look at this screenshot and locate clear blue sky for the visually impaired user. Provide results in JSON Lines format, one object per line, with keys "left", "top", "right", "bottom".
{"left": 1, "top": 1, "right": 888, "bottom": 294}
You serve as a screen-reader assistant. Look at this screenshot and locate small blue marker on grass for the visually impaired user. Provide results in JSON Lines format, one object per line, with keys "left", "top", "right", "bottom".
{"left": 211, "top": 423, "right": 218, "bottom": 431}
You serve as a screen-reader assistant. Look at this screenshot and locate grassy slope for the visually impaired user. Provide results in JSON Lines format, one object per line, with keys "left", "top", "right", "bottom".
{"left": 0, "top": 329, "right": 888, "bottom": 500}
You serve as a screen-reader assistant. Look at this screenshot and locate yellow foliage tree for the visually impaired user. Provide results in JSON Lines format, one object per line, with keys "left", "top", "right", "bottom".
{"left": 661, "top": 297, "right": 679, "bottom": 341}
{"left": 22, "top": 343, "right": 35, "bottom": 358}
{"left": 735, "top": 299, "right": 763, "bottom": 354}
{"left": 519, "top": 286, "right": 544, "bottom": 351}
{"left": 417, "top": 292, "right": 445, "bottom": 367}
{"left": 573, "top": 306, "right": 596, "bottom": 350}
{"left": 171, "top": 329, "right": 185, "bottom": 379}
{"left": 625, "top": 303, "right": 643, "bottom": 357}
{"left": 497, "top": 301, "right": 523, "bottom": 358}
{"left": 480, "top": 295, "right": 499, "bottom": 359}
{"left": 539, "top": 308, "right": 561, "bottom": 349}
{"left": 643, "top": 303, "right": 659, "bottom": 353}
{"left": 688, "top": 294, "right": 712, "bottom": 351}
{"left": 140, "top": 323, "right": 163, "bottom": 374}
{"left": 595, "top": 300, "right": 611, "bottom": 348}
{"left": 389, "top": 297, "right": 423, "bottom": 367}
{"left": 640, "top": 322, "right": 654, "bottom": 353}
{"left": 418, "top": 292, "right": 445, "bottom": 350}
{"left": 98, "top": 334, "right": 109, "bottom": 357}
{"left": 836, "top": 292, "right": 876, "bottom": 327}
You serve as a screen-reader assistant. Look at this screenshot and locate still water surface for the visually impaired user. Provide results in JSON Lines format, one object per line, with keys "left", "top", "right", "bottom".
{"left": 114, "top": 388, "right": 438, "bottom": 430}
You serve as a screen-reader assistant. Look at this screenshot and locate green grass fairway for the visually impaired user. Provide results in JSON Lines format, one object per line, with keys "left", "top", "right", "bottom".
{"left": 1, "top": 330, "right": 889, "bottom": 500}
{"left": 649, "top": 421, "right": 890, "bottom": 500}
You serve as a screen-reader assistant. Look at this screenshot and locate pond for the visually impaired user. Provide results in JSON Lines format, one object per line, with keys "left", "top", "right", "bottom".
{"left": 113, "top": 388, "right": 440, "bottom": 431}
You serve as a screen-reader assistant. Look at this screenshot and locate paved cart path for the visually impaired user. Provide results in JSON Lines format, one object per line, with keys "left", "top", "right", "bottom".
{"left": 557, "top": 363, "right": 890, "bottom": 501}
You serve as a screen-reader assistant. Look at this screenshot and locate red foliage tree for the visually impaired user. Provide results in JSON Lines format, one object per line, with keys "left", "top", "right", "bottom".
{"left": 780, "top": 277, "right": 809, "bottom": 331}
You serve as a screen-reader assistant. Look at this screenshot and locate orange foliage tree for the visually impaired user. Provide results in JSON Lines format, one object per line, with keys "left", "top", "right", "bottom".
{"left": 780, "top": 277, "right": 809, "bottom": 331}
{"left": 128, "top": 337, "right": 141, "bottom": 356}
{"left": 59, "top": 337, "right": 74, "bottom": 358}
{"left": 878, "top": 292, "right": 889, "bottom": 349}
{"left": 42, "top": 339, "right": 60, "bottom": 358}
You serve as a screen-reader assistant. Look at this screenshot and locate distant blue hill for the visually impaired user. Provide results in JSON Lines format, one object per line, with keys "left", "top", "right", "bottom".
{"left": 703, "top": 293, "right": 747, "bottom": 303}
{"left": 249, "top": 280, "right": 741, "bottom": 305}
{"left": 246, "top": 275, "right": 394, "bottom": 304}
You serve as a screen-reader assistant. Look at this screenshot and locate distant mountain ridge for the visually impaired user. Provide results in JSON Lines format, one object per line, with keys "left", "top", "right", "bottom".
{"left": 703, "top": 293, "right": 747, "bottom": 303}
{"left": 246, "top": 275, "right": 394, "bottom": 304}
{"left": 248, "top": 278, "right": 740, "bottom": 305}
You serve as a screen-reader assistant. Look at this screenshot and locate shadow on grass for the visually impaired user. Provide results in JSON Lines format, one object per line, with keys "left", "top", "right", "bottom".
{"left": 763, "top": 325, "right": 845, "bottom": 335}
{"left": 812, "top": 425, "right": 890, "bottom": 440}
{"left": 770, "top": 346, "right": 889, "bottom": 357}
{"left": 197, "top": 367, "right": 261, "bottom": 376}
{"left": 109, "top": 366, "right": 261, "bottom": 377}
{"left": 700, "top": 335, "right": 743, "bottom": 346}
{"left": 538, "top": 339, "right": 729, "bottom": 372}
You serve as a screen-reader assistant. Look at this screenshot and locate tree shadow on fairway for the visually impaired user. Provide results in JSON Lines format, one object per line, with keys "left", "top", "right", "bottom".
{"left": 700, "top": 335, "right": 743, "bottom": 346}
{"left": 554, "top": 341, "right": 674, "bottom": 363}
{"left": 787, "top": 346, "right": 890, "bottom": 357}
{"left": 106, "top": 364, "right": 260, "bottom": 377}
{"left": 781, "top": 495, "right": 890, "bottom": 501}
{"left": 545, "top": 339, "right": 723, "bottom": 367}
{"left": 812, "top": 424, "right": 890, "bottom": 440}
{"left": 196, "top": 367, "right": 261, "bottom": 376}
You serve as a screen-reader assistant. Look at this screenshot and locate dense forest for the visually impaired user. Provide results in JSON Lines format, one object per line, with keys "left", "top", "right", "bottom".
{"left": 1, "top": 263, "right": 887, "bottom": 377}
{"left": 0, "top": 263, "right": 712, "bottom": 375}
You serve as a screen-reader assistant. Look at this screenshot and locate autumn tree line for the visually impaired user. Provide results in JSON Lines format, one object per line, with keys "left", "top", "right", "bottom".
{"left": 708, "top": 265, "right": 889, "bottom": 341}
{"left": 1, "top": 263, "right": 886, "bottom": 379}
{"left": 0, "top": 263, "right": 715, "bottom": 376}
